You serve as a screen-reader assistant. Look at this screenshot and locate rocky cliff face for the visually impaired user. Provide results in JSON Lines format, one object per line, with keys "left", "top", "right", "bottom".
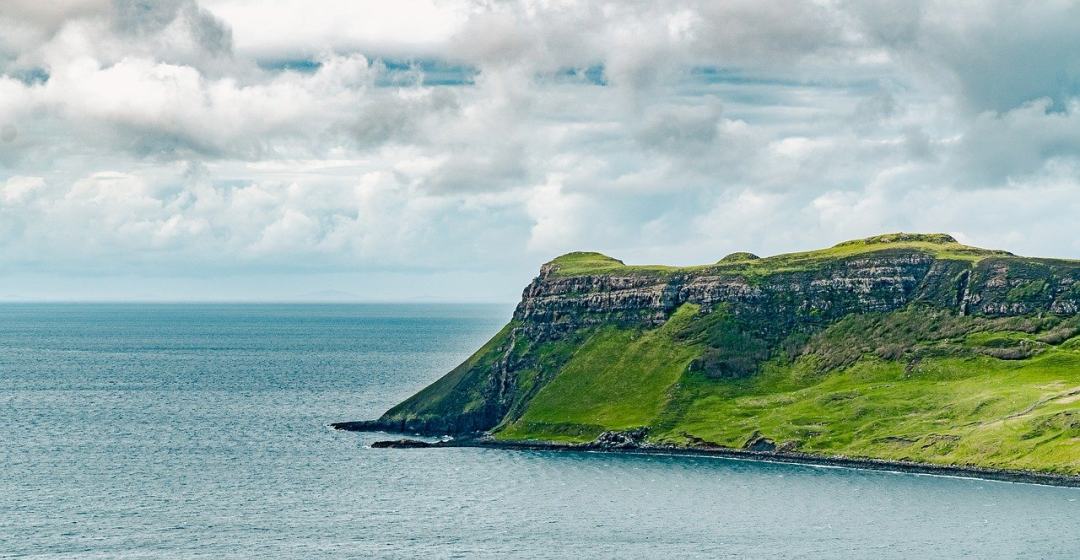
{"left": 515, "top": 251, "right": 1079, "bottom": 342}
{"left": 353, "top": 234, "right": 1080, "bottom": 436}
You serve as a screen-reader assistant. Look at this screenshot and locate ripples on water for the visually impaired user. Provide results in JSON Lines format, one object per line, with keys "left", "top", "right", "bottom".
{"left": 2, "top": 303, "right": 1078, "bottom": 559}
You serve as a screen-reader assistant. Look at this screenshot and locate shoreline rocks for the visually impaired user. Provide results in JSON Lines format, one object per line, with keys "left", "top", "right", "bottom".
{"left": 370, "top": 439, "right": 437, "bottom": 449}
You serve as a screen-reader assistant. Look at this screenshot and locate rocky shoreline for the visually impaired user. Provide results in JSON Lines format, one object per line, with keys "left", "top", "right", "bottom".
{"left": 331, "top": 422, "right": 1080, "bottom": 488}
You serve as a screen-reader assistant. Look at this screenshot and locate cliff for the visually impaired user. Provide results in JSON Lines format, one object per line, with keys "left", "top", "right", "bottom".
{"left": 341, "top": 233, "right": 1080, "bottom": 475}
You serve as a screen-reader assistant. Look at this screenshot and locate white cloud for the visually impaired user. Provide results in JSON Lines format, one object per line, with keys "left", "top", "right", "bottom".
{"left": 202, "top": 0, "right": 467, "bottom": 60}
{"left": 847, "top": 0, "right": 1080, "bottom": 112}
{"left": 526, "top": 177, "right": 587, "bottom": 253}
{"left": 1, "top": 0, "right": 1079, "bottom": 300}
{"left": 949, "top": 98, "right": 1080, "bottom": 186}
{"left": 0, "top": 175, "right": 44, "bottom": 204}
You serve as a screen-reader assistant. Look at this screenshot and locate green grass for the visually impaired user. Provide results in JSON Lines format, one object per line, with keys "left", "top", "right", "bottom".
{"left": 654, "top": 346, "right": 1080, "bottom": 474}
{"left": 496, "top": 304, "right": 704, "bottom": 441}
{"left": 544, "top": 232, "right": 1075, "bottom": 278}
{"left": 492, "top": 306, "right": 1080, "bottom": 475}
{"left": 380, "top": 322, "right": 517, "bottom": 427}
{"left": 546, "top": 251, "right": 679, "bottom": 276}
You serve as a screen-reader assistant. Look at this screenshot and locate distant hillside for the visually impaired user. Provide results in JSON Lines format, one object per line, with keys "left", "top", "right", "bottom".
{"left": 346, "top": 233, "right": 1080, "bottom": 475}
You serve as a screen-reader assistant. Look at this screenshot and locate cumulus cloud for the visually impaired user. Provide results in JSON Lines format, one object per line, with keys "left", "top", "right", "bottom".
{"left": 949, "top": 98, "right": 1080, "bottom": 186}
{"left": 848, "top": 0, "right": 1080, "bottom": 113}
{"left": 0, "top": 0, "right": 1079, "bottom": 299}
{"left": 0, "top": 175, "right": 44, "bottom": 204}
{"left": 203, "top": 0, "right": 466, "bottom": 60}
{"left": 634, "top": 100, "right": 724, "bottom": 155}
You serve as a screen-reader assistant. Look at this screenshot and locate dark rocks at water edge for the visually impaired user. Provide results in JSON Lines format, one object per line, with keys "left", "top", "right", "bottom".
{"left": 587, "top": 428, "right": 649, "bottom": 450}
{"left": 741, "top": 431, "right": 777, "bottom": 452}
{"left": 330, "top": 420, "right": 382, "bottom": 431}
{"left": 370, "top": 439, "right": 437, "bottom": 449}
{"left": 330, "top": 421, "right": 445, "bottom": 448}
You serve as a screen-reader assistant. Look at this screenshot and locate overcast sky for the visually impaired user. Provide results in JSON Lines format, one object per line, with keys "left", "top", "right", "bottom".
{"left": 1, "top": 0, "right": 1079, "bottom": 301}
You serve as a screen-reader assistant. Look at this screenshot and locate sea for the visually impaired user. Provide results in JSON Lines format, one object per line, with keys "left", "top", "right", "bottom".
{"left": 2, "top": 303, "right": 1079, "bottom": 559}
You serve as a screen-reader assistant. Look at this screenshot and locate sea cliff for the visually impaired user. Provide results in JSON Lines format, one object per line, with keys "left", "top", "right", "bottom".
{"left": 338, "top": 233, "right": 1080, "bottom": 476}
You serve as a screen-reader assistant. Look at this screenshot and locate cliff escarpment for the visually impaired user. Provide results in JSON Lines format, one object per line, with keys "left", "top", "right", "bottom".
{"left": 343, "top": 234, "right": 1080, "bottom": 475}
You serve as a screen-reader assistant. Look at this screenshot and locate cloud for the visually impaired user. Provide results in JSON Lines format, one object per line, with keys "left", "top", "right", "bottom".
{"left": 0, "top": 175, "right": 44, "bottom": 204}
{"left": 1, "top": 0, "right": 1080, "bottom": 300}
{"left": 202, "top": 0, "right": 467, "bottom": 60}
{"left": 1, "top": 50, "right": 466, "bottom": 161}
{"left": 949, "top": 98, "right": 1080, "bottom": 187}
{"left": 633, "top": 100, "right": 724, "bottom": 155}
{"left": 525, "top": 177, "right": 588, "bottom": 253}
{"left": 112, "top": 0, "right": 232, "bottom": 58}
{"left": 848, "top": 0, "right": 1080, "bottom": 113}
{"left": 0, "top": 1, "right": 109, "bottom": 61}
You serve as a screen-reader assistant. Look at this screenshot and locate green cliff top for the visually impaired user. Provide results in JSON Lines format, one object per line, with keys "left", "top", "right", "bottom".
{"left": 718, "top": 252, "right": 761, "bottom": 263}
{"left": 545, "top": 233, "right": 1032, "bottom": 277}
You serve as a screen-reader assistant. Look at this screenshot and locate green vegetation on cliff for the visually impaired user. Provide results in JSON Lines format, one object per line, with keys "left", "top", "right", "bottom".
{"left": 365, "top": 233, "right": 1080, "bottom": 475}
{"left": 546, "top": 233, "right": 1013, "bottom": 277}
{"left": 655, "top": 309, "right": 1080, "bottom": 474}
{"left": 496, "top": 305, "right": 1080, "bottom": 474}
{"left": 498, "top": 304, "right": 703, "bottom": 441}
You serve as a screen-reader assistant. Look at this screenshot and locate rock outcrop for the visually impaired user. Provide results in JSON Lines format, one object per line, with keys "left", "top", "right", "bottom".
{"left": 589, "top": 428, "right": 649, "bottom": 450}
{"left": 370, "top": 439, "right": 436, "bottom": 449}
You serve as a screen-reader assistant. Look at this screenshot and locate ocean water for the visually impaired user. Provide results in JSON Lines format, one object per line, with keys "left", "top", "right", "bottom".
{"left": 2, "top": 303, "right": 1079, "bottom": 559}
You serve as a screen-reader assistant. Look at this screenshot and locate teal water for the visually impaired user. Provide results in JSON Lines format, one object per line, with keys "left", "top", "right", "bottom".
{"left": 2, "top": 303, "right": 1079, "bottom": 559}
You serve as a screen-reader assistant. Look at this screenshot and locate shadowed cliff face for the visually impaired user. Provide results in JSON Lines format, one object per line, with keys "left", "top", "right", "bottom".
{"left": 364, "top": 234, "right": 1080, "bottom": 441}
{"left": 515, "top": 251, "right": 941, "bottom": 339}
{"left": 515, "top": 252, "right": 1079, "bottom": 340}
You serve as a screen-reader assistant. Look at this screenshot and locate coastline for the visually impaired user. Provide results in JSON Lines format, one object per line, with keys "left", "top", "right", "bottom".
{"left": 332, "top": 423, "right": 1080, "bottom": 488}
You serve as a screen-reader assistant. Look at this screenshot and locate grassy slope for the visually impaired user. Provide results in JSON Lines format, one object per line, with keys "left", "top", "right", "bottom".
{"left": 657, "top": 349, "right": 1080, "bottom": 474}
{"left": 497, "top": 304, "right": 703, "bottom": 441}
{"left": 381, "top": 323, "right": 516, "bottom": 427}
{"left": 493, "top": 306, "right": 1080, "bottom": 475}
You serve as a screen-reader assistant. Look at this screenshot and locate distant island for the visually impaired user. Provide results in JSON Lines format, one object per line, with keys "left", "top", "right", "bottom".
{"left": 337, "top": 233, "right": 1080, "bottom": 484}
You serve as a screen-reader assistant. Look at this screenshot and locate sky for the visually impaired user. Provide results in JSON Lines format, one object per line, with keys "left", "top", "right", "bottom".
{"left": 1, "top": 0, "right": 1080, "bottom": 302}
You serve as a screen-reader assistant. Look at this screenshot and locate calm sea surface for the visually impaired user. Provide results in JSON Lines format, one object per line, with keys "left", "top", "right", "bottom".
{"left": 2, "top": 303, "right": 1079, "bottom": 559}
